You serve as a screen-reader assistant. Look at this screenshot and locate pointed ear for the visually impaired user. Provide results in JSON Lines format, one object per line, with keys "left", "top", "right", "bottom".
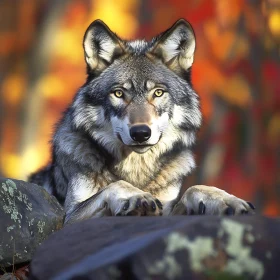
{"left": 83, "top": 20, "right": 125, "bottom": 74}
{"left": 150, "top": 19, "right": 196, "bottom": 74}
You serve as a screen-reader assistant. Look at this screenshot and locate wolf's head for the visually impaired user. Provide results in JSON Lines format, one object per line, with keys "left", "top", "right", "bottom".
{"left": 73, "top": 19, "right": 202, "bottom": 156}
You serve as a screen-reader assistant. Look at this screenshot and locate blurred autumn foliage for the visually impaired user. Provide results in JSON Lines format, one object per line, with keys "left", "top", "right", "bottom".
{"left": 0, "top": 0, "right": 279, "bottom": 215}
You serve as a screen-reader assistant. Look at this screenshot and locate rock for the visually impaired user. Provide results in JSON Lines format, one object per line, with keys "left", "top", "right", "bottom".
{"left": 0, "top": 177, "right": 65, "bottom": 267}
{"left": 29, "top": 216, "right": 280, "bottom": 280}
{"left": 0, "top": 273, "right": 18, "bottom": 280}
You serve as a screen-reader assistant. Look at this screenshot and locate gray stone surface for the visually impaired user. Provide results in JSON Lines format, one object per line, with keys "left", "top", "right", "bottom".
{"left": 0, "top": 177, "right": 65, "bottom": 267}
{"left": 29, "top": 216, "right": 280, "bottom": 280}
{"left": 0, "top": 273, "right": 18, "bottom": 280}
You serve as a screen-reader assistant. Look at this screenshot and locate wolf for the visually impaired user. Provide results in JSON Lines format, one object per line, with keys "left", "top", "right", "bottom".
{"left": 29, "top": 19, "right": 255, "bottom": 224}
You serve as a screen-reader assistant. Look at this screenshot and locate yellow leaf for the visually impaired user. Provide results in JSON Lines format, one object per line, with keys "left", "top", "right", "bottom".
{"left": 1, "top": 73, "right": 26, "bottom": 105}
{"left": 218, "top": 75, "right": 252, "bottom": 107}
{"left": 0, "top": 153, "right": 21, "bottom": 178}
{"left": 53, "top": 29, "right": 84, "bottom": 64}
{"left": 88, "top": 0, "right": 139, "bottom": 38}
{"left": 37, "top": 74, "right": 65, "bottom": 98}
{"left": 268, "top": 10, "right": 280, "bottom": 37}
{"left": 21, "top": 145, "right": 49, "bottom": 179}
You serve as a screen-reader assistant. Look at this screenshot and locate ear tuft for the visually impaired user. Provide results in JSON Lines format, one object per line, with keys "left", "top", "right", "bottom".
{"left": 151, "top": 19, "right": 196, "bottom": 74}
{"left": 83, "top": 20, "right": 124, "bottom": 73}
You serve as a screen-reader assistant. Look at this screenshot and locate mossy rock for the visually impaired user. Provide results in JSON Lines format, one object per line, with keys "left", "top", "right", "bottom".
{"left": 0, "top": 177, "right": 65, "bottom": 267}
{"left": 29, "top": 216, "right": 280, "bottom": 279}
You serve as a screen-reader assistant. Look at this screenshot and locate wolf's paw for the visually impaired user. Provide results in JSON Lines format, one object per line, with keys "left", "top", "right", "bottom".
{"left": 105, "top": 181, "right": 162, "bottom": 216}
{"left": 173, "top": 185, "right": 255, "bottom": 215}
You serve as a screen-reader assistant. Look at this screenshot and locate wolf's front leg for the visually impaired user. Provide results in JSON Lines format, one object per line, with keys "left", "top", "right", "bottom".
{"left": 65, "top": 180, "right": 162, "bottom": 224}
{"left": 167, "top": 185, "right": 255, "bottom": 216}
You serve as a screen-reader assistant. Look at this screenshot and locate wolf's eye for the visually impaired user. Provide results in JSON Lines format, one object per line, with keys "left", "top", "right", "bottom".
{"left": 154, "top": 89, "right": 164, "bottom": 97}
{"left": 113, "top": 90, "right": 124, "bottom": 98}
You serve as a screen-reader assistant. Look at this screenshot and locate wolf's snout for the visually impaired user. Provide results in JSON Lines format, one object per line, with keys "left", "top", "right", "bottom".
{"left": 130, "top": 125, "right": 151, "bottom": 143}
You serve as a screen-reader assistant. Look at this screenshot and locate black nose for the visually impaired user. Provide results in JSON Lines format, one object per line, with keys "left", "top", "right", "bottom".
{"left": 130, "top": 125, "right": 151, "bottom": 143}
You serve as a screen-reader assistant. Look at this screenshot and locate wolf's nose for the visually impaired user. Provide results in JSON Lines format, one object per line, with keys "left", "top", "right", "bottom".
{"left": 130, "top": 125, "right": 151, "bottom": 143}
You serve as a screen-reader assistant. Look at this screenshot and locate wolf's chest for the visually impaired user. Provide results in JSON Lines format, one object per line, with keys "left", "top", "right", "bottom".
{"left": 113, "top": 152, "right": 161, "bottom": 189}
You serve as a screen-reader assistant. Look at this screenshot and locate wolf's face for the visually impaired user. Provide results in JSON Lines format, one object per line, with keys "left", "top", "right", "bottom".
{"left": 73, "top": 19, "right": 201, "bottom": 156}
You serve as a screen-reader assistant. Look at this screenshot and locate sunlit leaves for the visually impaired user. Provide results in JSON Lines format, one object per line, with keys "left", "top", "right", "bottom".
{"left": 87, "top": 0, "right": 139, "bottom": 38}
{"left": 268, "top": 10, "right": 280, "bottom": 36}
{"left": 1, "top": 73, "right": 26, "bottom": 105}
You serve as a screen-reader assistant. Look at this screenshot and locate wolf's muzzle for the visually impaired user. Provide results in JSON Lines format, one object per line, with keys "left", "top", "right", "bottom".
{"left": 130, "top": 125, "right": 151, "bottom": 143}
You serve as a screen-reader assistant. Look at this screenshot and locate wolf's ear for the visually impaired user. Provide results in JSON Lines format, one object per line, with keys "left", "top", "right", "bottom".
{"left": 150, "top": 19, "right": 195, "bottom": 74}
{"left": 83, "top": 20, "right": 125, "bottom": 74}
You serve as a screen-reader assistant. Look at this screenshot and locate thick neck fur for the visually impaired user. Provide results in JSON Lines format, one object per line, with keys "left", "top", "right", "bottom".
{"left": 113, "top": 146, "right": 195, "bottom": 190}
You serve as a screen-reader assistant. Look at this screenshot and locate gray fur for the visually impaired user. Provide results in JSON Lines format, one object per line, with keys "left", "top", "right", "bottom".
{"left": 29, "top": 19, "right": 254, "bottom": 223}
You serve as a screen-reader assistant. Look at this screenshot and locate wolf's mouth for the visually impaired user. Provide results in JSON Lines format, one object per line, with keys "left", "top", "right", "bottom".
{"left": 129, "top": 145, "right": 153, "bottom": 154}
{"left": 128, "top": 144, "right": 154, "bottom": 147}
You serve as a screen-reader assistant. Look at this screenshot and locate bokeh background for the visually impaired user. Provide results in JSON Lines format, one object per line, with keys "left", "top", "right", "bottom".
{"left": 0, "top": 0, "right": 279, "bottom": 215}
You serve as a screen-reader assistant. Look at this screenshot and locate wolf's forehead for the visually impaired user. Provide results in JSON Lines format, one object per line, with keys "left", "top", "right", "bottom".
{"left": 114, "top": 57, "right": 165, "bottom": 88}
{"left": 120, "top": 80, "right": 155, "bottom": 91}
{"left": 108, "top": 52, "right": 175, "bottom": 91}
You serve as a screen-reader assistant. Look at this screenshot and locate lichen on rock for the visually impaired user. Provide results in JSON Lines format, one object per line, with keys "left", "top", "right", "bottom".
{"left": 0, "top": 177, "right": 65, "bottom": 267}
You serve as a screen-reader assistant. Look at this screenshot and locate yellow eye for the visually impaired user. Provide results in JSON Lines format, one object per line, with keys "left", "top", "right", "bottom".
{"left": 114, "top": 90, "right": 124, "bottom": 98}
{"left": 154, "top": 89, "right": 164, "bottom": 97}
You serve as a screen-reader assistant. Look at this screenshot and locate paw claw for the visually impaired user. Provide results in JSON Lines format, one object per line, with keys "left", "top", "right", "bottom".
{"left": 123, "top": 200, "right": 130, "bottom": 211}
{"left": 136, "top": 198, "right": 141, "bottom": 208}
{"left": 198, "top": 201, "right": 206, "bottom": 215}
{"left": 224, "top": 206, "right": 235, "bottom": 215}
{"left": 142, "top": 200, "right": 149, "bottom": 209}
{"left": 241, "top": 209, "right": 249, "bottom": 214}
{"left": 247, "top": 201, "right": 255, "bottom": 210}
{"left": 189, "top": 209, "right": 195, "bottom": 215}
{"left": 155, "top": 199, "right": 163, "bottom": 209}
{"left": 151, "top": 201, "right": 156, "bottom": 211}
